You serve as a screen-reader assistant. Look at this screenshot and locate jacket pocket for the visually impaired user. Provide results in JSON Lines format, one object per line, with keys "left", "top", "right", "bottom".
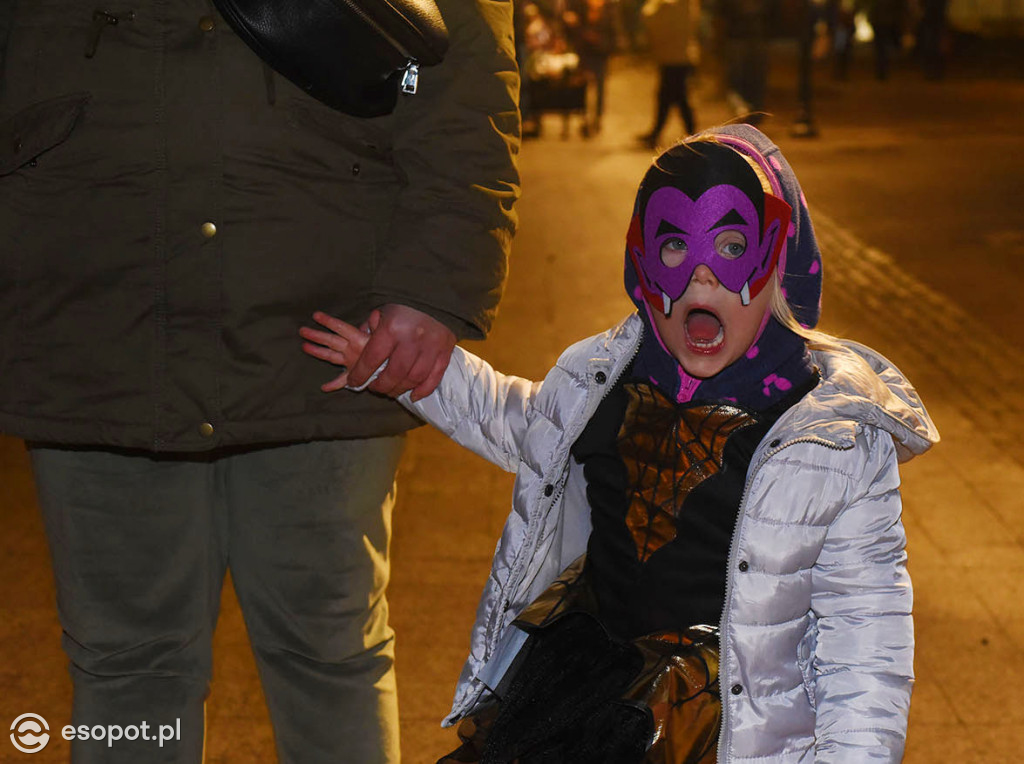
{"left": 796, "top": 609, "right": 818, "bottom": 711}
{"left": 0, "top": 92, "right": 91, "bottom": 177}
{"left": 286, "top": 98, "right": 401, "bottom": 184}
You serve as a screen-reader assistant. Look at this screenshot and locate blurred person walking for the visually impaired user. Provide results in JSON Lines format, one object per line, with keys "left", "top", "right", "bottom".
{"left": 864, "top": 0, "right": 908, "bottom": 78}
{"left": 715, "top": 0, "right": 775, "bottom": 121}
{"left": 563, "top": 0, "right": 619, "bottom": 133}
{"left": 915, "top": 0, "right": 949, "bottom": 78}
{"left": 637, "top": 0, "right": 702, "bottom": 148}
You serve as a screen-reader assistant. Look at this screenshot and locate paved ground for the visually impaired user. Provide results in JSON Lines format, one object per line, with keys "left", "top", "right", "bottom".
{"left": 2, "top": 41, "right": 1023, "bottom": 763}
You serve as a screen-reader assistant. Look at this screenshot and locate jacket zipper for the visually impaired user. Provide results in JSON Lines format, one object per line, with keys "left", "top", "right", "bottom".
{"left": 85, "top": 9, "right": 135, "bottom": 59}
{"left": 716, "top": 434, "right": 849, "bottom": 760}
{"left": 484, "top": 327, "right": 643, "bottom": 661}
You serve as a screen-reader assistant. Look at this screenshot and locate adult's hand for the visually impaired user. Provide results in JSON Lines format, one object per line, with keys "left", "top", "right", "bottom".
{"left": 345, "top": 304, "right": 456, "bottom": 401}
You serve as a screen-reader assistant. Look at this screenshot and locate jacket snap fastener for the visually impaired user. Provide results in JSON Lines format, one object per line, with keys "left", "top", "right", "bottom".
{"left": 769, "top": 438, "right": 781, "bottom": 448}
{"left": 198, "top": 15, "right": 215, "bottom": 31}
{"left": 200, "top": 221, "right": 217, "bottom": 238}
{"left": 351, "top": 163, "right": 361, "bottom": 176}
{"left": 199, "top": 422, "right": 214, "bottom": 437}
{"left": 738, "top": 560, "right": 749, "bottom": 572}
{"left": 543, "top": 484, "right": 554, "bottom": 497}
{"left": 731, "top": 684, "right": 743, "bottom": 695}
{"left": 594, "top": 371, "right": 607, "bottom": 384}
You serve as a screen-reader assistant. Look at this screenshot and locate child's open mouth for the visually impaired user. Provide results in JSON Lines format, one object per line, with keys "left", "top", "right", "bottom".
{"left": 684, "top": 308, "right": 725, "bottom": 354}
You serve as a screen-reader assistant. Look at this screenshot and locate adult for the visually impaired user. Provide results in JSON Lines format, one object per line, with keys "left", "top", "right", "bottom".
{"left": 562, "top": 0, "right": 618, "bottom": 133}
{"left": 0, "top": 0, "right": 520, "bottom": 761}
{"left": 637, "top": 0, "right": 702, "bottom": 148}
{"left": 715, "top": 0, "right": 775, "bottom": 121}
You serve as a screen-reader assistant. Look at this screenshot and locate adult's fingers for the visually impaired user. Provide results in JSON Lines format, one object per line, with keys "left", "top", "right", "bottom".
{"left": 410, "top": 351, "right": 451, "bottom": 402}
{"left": 387, "top": 348, "right": 436, "bottom": 398}
{"left": 368, "top": 338, "right": 418, "bottom": 395}
{"left": 347, "top": 328, "right": 398, "bottom": 388}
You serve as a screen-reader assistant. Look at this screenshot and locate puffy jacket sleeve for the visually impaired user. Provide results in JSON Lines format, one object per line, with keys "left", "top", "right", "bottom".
{"left": 399, "top": 346, "right": 539, "bottom": 473}
{"left": 370, "top": 0, "right": 520, "bottom": 340}
{"left": 810, "top": 427, "right": 914, "bottom": 761}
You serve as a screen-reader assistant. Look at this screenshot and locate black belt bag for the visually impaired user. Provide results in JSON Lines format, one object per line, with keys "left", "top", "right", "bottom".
{"left": 212, "top": 0, "right": 449, "bottom": 117}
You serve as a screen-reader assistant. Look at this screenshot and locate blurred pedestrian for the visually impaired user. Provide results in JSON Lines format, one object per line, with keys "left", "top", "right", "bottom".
{"left": 715, "top": 0, "right": 775, "bottom": 121}
{"left": 827, "top": 0, "right": 858, "bottom": 79}
{"left": 302, "top": 124, "right": 939, "bottom": 763}
{"left": 637, "top": 0, "right": 702, "bottom": 148}
{"left": 864, "top": 0, "right": 907, "bottom": 79}
{"left": 0, "top": 0, "right": 519, "bottom": 761}
{"left": 563, "top": 0, "right": 619, "bottom": 132}
{"left": 915, "top": 0, "right": 949, "bottom": 78}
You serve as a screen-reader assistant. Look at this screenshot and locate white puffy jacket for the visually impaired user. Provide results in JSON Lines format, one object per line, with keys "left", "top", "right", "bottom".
{"left": 402, "top": 312, "right": 939, "bottom": 762}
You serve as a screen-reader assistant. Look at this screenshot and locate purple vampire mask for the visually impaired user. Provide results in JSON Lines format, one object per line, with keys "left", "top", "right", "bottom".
{"left": 627, "top": 136, "right": 793, "bottom": 315}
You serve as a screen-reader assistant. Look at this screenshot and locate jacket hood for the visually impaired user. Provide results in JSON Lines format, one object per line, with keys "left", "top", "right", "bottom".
{"left": 803, "top": 339, "right": 940, "bottom": 461}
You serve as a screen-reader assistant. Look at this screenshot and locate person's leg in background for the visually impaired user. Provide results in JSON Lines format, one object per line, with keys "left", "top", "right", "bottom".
{"left": 226, "top": 437, "right": 405, "bottom": 764}
{"left": 639, "top": 65, "right": 673, "bottom": 149}
{"left": 31, "top": 446, "right": 226, "bottom": 763}
{"left": 666, "top": 64, "right": 696, "bottom": 135}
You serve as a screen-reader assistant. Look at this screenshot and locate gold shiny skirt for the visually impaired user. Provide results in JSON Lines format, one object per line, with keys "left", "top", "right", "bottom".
{"left": 439, "top": 556, "right": 721, "bottom": 764}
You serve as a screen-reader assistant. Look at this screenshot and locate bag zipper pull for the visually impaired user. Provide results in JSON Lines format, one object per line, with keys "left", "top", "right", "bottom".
{"left": 85, "top": 10, "right": 135, "bottom": 59}
{"left": 400, "top": 62, "right": 420, "bottom": 95}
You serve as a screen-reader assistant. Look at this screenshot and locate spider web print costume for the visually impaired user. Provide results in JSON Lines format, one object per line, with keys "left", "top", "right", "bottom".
{"left": 620, "top": 383, "right": 757, "bottom": 564}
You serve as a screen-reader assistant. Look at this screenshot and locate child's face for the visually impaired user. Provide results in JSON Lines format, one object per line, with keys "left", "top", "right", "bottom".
{"left": 651, "top": 261, "right": 774, "bottom": 380}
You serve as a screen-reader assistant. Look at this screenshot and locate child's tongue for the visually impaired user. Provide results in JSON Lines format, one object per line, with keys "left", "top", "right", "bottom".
{"left": 685, "top": 309, "right": 722, "bottom": 343}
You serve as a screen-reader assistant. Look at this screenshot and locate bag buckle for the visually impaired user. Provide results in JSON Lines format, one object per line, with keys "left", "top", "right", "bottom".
{"left": 400, "top": 62, "right": 420, "bottom": 95}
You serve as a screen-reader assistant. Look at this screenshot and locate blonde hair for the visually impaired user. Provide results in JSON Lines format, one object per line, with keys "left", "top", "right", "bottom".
{"left": 769, "top": 275, "right": 839, "bottom": 351}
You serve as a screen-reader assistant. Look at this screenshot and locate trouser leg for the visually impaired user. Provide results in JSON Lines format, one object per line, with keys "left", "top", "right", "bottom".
{"left": 666, "top": 65, "right": 695, "bottom": 135}
{"left": 31, "top": 446, "right": 224, "bottom": 764}
{"left": 224, "top": 437, "right": 405, "bottom": 764}
{"left": 649, "top": 66, "right": 672, "bottom": 139}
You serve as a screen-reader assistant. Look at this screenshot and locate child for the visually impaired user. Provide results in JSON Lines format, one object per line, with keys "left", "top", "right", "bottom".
{"left": 300, "top": 124, "right": 938, "bottom": 763}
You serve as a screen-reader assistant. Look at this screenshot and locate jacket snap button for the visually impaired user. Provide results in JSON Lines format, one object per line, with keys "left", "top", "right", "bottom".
{"left": 198, "top": 15, "right": 215, "bottom": 31}
{"left": 594, "top": 371, "right": 607, "bottom": 384}
{"left": 769, "top": 438, "right": 781, "bottom": 448}
{"left": 199, "top": 422, "right": 215, "bottom": 437}
{"left": 351, "top": 163, "right": 361, "bottom": 176}
{"left": 543, "top": 484, "right": 554, "bottom": 497}
{"left": 738, "top": 560, "right": 749, "bottom": 572}
{"left": 731, "top": 684, "right": 743, "bottom": 695}
{"left": 200, "top": 221, "right": 217, "bottom": 238}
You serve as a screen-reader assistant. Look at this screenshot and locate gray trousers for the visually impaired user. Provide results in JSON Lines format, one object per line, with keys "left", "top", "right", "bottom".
{"left": 30, "top": 436, "right": 405, "bottom": 764}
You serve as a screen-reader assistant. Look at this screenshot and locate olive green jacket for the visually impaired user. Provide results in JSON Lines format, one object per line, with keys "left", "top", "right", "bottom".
{"left": 0, "top": 0, "right": 520, "bottom": 450}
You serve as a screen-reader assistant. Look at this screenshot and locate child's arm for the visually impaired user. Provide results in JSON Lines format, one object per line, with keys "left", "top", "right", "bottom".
{"left": 809, "top": 429, "right": 913, "bottom": 760}
{"left": 300, "top": 312, "right": 537, "bottom": 473}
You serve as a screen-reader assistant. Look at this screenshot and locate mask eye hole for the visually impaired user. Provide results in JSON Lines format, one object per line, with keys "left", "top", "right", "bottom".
{"left": 714, "top": 230, "right": 747, "bottom": 259}
{"left": 660, "top": 237, "right": 687, "bottom": 268}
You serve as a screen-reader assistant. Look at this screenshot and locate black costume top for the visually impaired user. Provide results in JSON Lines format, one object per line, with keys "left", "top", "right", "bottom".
{"left": 571, "top": 369, "right": 818, "bottom": 640}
